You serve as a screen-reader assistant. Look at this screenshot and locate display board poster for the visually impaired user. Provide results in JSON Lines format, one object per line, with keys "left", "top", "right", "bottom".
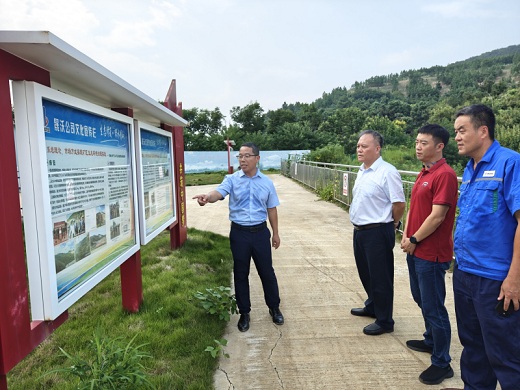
{"left": 13, "top": 81, "right": 139, "bottom": 320}
{"left": 135, "top": 122, "right": 176, "bottom": 244}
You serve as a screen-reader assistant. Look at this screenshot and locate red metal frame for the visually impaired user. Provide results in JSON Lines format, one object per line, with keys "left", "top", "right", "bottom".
{"left": 163, "top": 80, "right": 187, "bottom": 249}
{"left": 111, "top": 107, "right": 144, "bottom": 313}
{"left": 0, "top": 49, "right": 69, "bottom": 390}
{"left": 0, "top": 50, "right": 184, "bottom": 387}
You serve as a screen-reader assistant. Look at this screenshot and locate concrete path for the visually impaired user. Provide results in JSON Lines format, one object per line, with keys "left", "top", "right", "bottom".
{"left": 186, "top": 174, "right": 466, "bottom": 390}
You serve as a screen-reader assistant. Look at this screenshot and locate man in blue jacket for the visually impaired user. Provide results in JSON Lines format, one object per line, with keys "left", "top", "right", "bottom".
{"left": 451, "top": 104, "right": 520, "bottom": 390}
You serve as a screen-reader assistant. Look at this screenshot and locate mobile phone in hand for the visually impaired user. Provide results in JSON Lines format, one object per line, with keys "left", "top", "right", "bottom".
{"left": 495, "top": 299, "right": 514, "bottom": 317}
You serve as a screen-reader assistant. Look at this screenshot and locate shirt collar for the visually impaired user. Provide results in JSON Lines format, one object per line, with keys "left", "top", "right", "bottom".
{"left": 466, "top": 140, "right": 501, "bottom": 169}
{"left": 360, "top": 156, "right": 383, "bottom": 172}
{"left": 422, "top": 158, "right": 446, "bottom": 174}
{"left": 238, "top": 168, "right": 260, "bottom": 178}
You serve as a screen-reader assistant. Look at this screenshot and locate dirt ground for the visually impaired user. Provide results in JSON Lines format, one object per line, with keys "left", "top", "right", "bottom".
{"left": 186, "top": 174, "right": 466, "bottom": 390}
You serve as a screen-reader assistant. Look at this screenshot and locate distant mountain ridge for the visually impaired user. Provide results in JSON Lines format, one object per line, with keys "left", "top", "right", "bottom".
{"left": 461, "top": 44, "right": 520, "bottom": 62}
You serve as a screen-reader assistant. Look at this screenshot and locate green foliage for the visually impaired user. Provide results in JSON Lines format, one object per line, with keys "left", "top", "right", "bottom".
{"left": 194, "top": 286, "right": 238, "bottom": 322}
{"left": 316, "top": 183, "right": 335, "bottom": 201}
{"left": 43, "top": 331, "right": 155, "bottom": 390}
{"left": 204, "top": 339, "right": 230, "bottom": 359}
{"left": 306, "top": 144, "right": 348, "bottom": 164}
{"left": 362, "top": 116, "right": 410, "bottom": 146}
{"left": 230, "top": 102, "right": 265, "bottom": 133}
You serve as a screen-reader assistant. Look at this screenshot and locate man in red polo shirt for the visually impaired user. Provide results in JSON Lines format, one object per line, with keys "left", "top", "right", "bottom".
{"left": 401, "top": 124, "right": 459, "bottom": 385}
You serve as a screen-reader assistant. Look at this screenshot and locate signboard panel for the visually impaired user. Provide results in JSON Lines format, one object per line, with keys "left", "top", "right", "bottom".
{"left": 13, "top": 81, "right": 140, "bottom": 320}
{"left": 135, "top": 122, "right": 176, "bottom": 244}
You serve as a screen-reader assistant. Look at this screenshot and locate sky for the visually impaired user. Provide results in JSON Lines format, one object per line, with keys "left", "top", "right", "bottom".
{"left": 1, "top": 0, "right": 519, "bottom": 118}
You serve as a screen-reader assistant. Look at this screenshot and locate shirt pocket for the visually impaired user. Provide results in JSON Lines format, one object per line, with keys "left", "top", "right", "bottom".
{"left": 475, "top": 180, "right": 500, "bottom": 215}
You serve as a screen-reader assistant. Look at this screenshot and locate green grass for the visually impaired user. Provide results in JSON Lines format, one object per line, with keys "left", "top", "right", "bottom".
{"left": 7, "top": 228, "right": 233, "bottom": 390}
{"left": 185, "top": 171, "right": 228, "bottom": 186}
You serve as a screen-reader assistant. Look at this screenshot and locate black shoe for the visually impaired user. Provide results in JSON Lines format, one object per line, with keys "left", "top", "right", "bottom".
{"left": 269, "top": 307, "right": 284, "bottom": 325}
{"left": 237, "top": 314, "right": 250, "bottom": 332}
{"left": 406, "top": 339, "right": 433, "bottom": 354}
{"left": 419, "top": 364, "right": 454, "bottom": 385}
{"left": 350, "top": 307, "right": 376, "bottom": 318}
{"left": 363, "top": 322, "right": 393, "bottom": 335}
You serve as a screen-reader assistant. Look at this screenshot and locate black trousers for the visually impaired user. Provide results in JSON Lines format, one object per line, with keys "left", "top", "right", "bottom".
{"left": 230, "top": 224, "right": 280, "bottom": 314}
{"left": 353, "top": 222, "right": 395, "bottom": 330}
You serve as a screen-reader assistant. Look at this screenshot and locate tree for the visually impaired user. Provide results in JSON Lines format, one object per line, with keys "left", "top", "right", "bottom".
{"left": 230, "top": 102, "right": 265, "bottom": 133}
{"left": 362, "top": 116, "right": 409, "bottom": 147}
{"left": 183, "top": 107, "right": 224, "bottom": 136}
{"left": 266, "top": 108, "right": 296, "bottom": 133}
{"left": 270, "top": 122, "right": 333, "bottom": 151}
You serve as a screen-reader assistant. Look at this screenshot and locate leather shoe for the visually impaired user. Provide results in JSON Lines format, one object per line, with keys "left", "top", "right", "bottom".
{"left": 363, "top": 322, "right": 393, "bottom": 335}
{"left": 237, "top": 314, "right": 250, "bottom": 332}
{"left": 419, "top": 364, "right": 454, "bottom": 385}
{"left": 269, "top": 307, "right": 284, "bottom": 325}
{"left": 350, "top": 307, "right": 376, "bottom": 318}
{"left": 406, "top": 339, "right": 433, "bottom": 354}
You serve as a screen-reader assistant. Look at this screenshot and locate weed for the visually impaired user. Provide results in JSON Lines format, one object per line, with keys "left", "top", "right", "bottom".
{"left": 205, "top": 339, "right": 230, "bottom": 359}
{"left": 194, "top": 286, "right": 238, "bottom": 322}
{"left": 42, "top": 330, "right": 155, "bottom": 389}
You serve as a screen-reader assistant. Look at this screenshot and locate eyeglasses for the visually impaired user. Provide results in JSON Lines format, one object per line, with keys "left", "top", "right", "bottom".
{"left": 236, "top": 154, "right": 258, "bottom": 159}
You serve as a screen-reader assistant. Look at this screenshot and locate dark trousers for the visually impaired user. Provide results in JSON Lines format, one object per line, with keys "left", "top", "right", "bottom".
{"left": 353, "top": 223, "right": 395, "bottom": 330}
{"left": 407, "top": 254, "right": 451, "bottom": 367}
{"left": 453, "top": 266, "right": 520, "bottom": 390}
{"left": 230, "top": 224, "right": 280, "bottom": 314}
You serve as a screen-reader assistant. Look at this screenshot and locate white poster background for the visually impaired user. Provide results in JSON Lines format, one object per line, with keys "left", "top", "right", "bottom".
{"left": 135, "top": 121, "right": 176, "bottom": 244}
{"left": 13, "top": 81, "right": 140, "bottom": 320}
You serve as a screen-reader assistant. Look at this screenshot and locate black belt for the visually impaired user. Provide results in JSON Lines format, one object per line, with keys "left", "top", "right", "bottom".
{"left": 231, "top": 221, "right": 267, "bottom": 232}
{"left": 353, "top": 222, "right": 392, "bottom": 231}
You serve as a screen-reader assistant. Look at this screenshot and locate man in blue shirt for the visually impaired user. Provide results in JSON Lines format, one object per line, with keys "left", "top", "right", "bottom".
{"left": 193, "top": 143, "right": 283, "bottom": 332}
{"left": 452, "top": 104, "right": 520, "bottom": 389}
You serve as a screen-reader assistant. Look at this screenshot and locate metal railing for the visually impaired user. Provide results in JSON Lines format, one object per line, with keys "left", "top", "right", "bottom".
{"left": 281, "top": 159, "right": 461, "bottom": 234}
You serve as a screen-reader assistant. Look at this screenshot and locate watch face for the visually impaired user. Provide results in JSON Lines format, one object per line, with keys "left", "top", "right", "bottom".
{"left": 410, "top": 236, "right": 417, "bottom": 244}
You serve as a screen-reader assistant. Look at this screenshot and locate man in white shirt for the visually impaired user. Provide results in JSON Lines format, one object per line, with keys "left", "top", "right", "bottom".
{"left": 349, "top": 130, "right": 406, "bottom": 335}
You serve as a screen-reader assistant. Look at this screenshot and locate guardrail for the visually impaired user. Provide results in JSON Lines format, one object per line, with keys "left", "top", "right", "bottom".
{"left": 281, "top": 159, "right": 461, "bottom": 235}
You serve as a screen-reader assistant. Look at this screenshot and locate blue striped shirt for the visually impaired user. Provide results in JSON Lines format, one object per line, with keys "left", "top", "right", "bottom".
{"left": 216, "top": 169, "right": 279, "bottom": 226}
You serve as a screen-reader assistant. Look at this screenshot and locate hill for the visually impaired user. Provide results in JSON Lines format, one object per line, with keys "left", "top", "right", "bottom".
{"left": 183, "top": 43, "right": 520, "bottom": 172}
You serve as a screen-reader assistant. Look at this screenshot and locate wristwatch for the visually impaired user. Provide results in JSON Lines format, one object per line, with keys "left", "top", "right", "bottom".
{"left": 410, "top": 236, "right": 419, "bottom": 245}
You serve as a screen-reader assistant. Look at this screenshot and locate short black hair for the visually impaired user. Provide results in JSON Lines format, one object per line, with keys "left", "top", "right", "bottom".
{"left": 359, "top": 129, "right": 384, "bottom": 148}
{"left": 456, "top": 104, "right": 495, "bottom": 140}
{"left": 241, "top": 142, "right": 259, "bottom": 155}
{"left": 418, "top": 124, "right": 450, "bottom": 146}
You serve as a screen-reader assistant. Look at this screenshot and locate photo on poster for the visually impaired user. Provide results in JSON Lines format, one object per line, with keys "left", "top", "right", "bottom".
{"left": 95, "top": 205, "right": 106, "bottom": 228}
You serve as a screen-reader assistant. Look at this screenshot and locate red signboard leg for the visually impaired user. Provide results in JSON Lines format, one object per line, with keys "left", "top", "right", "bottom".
{"left": 120, "top": 252, "right": 143, "bottom": 312}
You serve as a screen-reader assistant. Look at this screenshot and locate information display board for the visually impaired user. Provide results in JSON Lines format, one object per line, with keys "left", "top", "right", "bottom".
{"left": 13, "top": 81, "right": 140, "bottom": 320}
{"left": 135, "top": 122, "right": 176, "bottom": 244}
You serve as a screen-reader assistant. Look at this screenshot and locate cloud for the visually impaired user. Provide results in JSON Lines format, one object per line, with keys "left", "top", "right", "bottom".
{"left": 98, "top": 1, "right": 182, "bottom": 50}
{"left": 422, "top": 0, "right": 504, "bottom": 18}
{"left": 0, "top": 0, "right": 99, "bottom": 41}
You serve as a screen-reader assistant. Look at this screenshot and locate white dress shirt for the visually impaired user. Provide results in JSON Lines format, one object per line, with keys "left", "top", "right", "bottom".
{"left": 349, "top": 156, "right": 405, "bottom": 226}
